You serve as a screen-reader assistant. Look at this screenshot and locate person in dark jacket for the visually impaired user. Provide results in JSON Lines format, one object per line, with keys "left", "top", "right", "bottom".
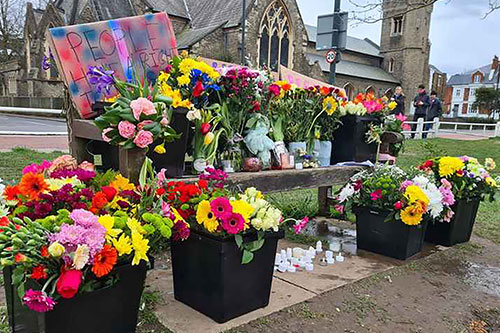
{"left": 390, "top": 86, "right": 405, "bottom": 115}
{"left": 411, "top": 84, "right": 430, "bottom": 138}
{"left": 425, "top": 90, "right": 443, "bottom": 134}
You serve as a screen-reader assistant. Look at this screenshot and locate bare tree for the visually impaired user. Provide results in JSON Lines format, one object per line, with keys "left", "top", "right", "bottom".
{"left": 485, "top": 0, "right": 500, "bottom": 17}
{"left": 0, "top": 0, "right": 26, "bottom": 61}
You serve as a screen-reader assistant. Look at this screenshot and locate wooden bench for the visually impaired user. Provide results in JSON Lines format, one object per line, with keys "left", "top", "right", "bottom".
{"left": 174, "top": 166, "right": 365, "bottom": 216}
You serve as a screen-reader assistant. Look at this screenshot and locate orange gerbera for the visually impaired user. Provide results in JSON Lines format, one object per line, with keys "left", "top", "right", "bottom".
{"left": 320, "top": 86, "right": 330, "bottom": 96}
{"left": 91, "top": 245, "right": 117, "bottom": 278}
{"left": 18, "top": 173, "right": 49, "bottom": 200}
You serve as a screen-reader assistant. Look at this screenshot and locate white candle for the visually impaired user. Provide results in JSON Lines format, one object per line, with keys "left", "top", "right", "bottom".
{"left": 280, "top": 249, "right": 287, "bottom": 261}
{"left": 278, "top": 263, "right": 287, "bottom": 272}
{"left": 316, "top": 240, "right": 323, "bottom": 253}
{"left": 336, "top": 252, "right": 345, "bottom": 262}
{"left": 295, "top": 162, "right": 303, "bottom": 170}
{"left": 329, "top": 239, "right": 341, "bottom": 252}
{"left": 286, "top": 248, "right": 292, "bottom": 259}
{"left": 305, "top": 263, "right": 314, "bottom": 271}
{"left": 325, "top": 250, "right": 334, "bottom": 259}
{"left": 287, "top": 265, "right": 296, "bottom": 273}
{"left": 292, "top": 247, "right": 303, "bottom": 258}
{"left": 275, "top": 253, "right": 281, "bottom": 265}
{"left": 327, "top": 257, "right": 335, "bottom": 264}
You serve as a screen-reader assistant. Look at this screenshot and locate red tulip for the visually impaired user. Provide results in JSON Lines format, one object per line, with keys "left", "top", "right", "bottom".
{"left": 56, "top": 269, "right": 82, "bottom": 299}
{"left": 193, "top": 81, "right": 204, "bottom": 97}
{"left": 200, "top": 123, "right": 211, "bottom": 135}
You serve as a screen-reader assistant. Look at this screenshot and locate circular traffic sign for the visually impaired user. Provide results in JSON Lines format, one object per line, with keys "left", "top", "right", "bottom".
{"left": 325, "top": 50, "right": 337, "bottom": 64}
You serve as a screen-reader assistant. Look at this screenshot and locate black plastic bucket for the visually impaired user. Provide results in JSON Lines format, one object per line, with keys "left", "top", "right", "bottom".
{"left": 425, "top": 199, "right": 481, "bottom": 246}
{"left": 3, "top": 262, "right": 148, "bottom": 333}
{"left": 331, "top": 115, "right": 380, "bottom": 164}
{"left": 354, "top": 206, "right": 427, "bottom": 260}
{"left": 171, "top": 229, "right": 284, "bottom": 323}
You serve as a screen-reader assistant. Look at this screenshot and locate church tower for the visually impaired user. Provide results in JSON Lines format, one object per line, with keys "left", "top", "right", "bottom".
{"left": 380, "top": 0, "right": 433, "bottom": 113}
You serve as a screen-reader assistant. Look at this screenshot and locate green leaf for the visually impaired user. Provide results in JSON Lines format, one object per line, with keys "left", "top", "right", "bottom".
{"left": 241, "top": 249, "right": 254, "bottom": 264}
{"left": 234, "top": 234, "right": 243, "bottom": 248}
{"left": 17, "top": 283, "right": 25, "bottom": 300}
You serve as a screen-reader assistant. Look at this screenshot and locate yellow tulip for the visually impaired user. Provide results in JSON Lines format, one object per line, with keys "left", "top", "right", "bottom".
{"left": 154, "top": 144, "right": 166, "bottom": 154}
{"left": 204, "top": 132, "right": 215, "bottom": 145}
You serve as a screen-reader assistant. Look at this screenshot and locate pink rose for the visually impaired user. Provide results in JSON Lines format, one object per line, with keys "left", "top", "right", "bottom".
{"left": 160, "top": 116, "right": 169, "bottom": 126}
{"left": 48, "top": 155, "right": 77, "bottom": 172}
{"left": 118, "top": 121, "right": 136, "bottom": 139}
{"left": 102, "top": 128, "right": 113, "bottom": 142}
{"left": 157, "top": 168, "right": 167, "bottom": 187}
{"left": 56, "top": 269, "right": 82, "bottom": 299}
{"left": 78, "top": 161, "right": 95, "bottom": 172}
{"left": 137, "top": 120, "right": 154, "bottom": 130}
{"left": 133, "top": 130, "right": 154, "bottom": 148}
{"left": 130, "top": 97, "right": 156, "bottom": 120}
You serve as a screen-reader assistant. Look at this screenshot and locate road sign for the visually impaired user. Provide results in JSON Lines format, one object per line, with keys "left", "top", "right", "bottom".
{"left": 325, "top": 50, "right": 337, "bottom": 64}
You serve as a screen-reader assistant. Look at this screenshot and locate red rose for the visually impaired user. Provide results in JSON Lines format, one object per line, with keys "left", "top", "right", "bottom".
{"left": 156, "top": 188, "right": 166, "bottom": 196}
{"left": 198, "top": 179, "right": 208, "bottom": 190}
{"left": 193, "top": 81, "right": 205, "bottom": 97}
{"left": 252, "top": 101, "right": 261, "bottom": 112}
{"left": 394, "top": 201, "right": 403, "bottom": 210}
{"left": 101, "top": 186, "right": 117, "bottom": 201}
{"left": 40, "top": 245, "right": 49, "bottom": 258}
{"left": 57, "top": 269, "right": 82, "bottom": 299}
{"left": 0, "top": 216, "right": 9, "bottom": 227}
{"left": 91, "top": 192, "right": 108, "bottom": 210}
{"left": 200, "top": 123, "right": 211, "bottom": 135}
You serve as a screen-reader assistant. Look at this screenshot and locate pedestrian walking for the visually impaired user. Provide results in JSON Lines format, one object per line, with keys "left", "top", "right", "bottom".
{"left": 390, "top": 86, "right": 405, "bottom": 115}
{"left": 411, "top": 84, "right": 430, "bottom": 138}
{"left": 425, "top": 90, "right": 443, "bottom": 134}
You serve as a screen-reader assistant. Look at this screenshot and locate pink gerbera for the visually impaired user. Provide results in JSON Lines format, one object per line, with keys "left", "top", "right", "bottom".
{"left": 22, "top": 289, "right": 56, "bottom": 312}
{"left": 221, "top": 212, "right": 245, "bottom": 234}
{"left": 210, "top": 197, "right": 233, "bottom": 218}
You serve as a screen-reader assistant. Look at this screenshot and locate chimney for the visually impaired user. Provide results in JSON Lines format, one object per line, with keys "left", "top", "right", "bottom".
{"left": 492, "top": 55, "right": 499, "bottom": 70}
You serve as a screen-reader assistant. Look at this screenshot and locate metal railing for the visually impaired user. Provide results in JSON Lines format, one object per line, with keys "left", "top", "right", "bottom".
{"left": 403, "top": 117, "right": 500, "bottom": 139}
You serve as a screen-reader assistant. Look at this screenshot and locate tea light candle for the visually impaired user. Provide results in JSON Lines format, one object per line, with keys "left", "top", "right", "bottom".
{"left": 327, "top": 257, "right": 335, "bottom": 265}
{"left": 278, "top": 263, "right": 287, "bottom": 272}
{"left": 286, "top": 248, "right": 292, "bottom": 260}
{"left": 292, "top": 247, "right": 303, "bottom": 258}
{"left": 329, "top": 239, "right": 341, "bottom": 252}
{"left": 275, "top": 253, "right": 281, "bottom": 265}
{"left": 336, "top": 252, "right": 345, "bottom": 262}
{"left": 305, "top": 263, "right": 314, "bottom": 271}
{"left": 316, "top": 241, "right": 323, "bottom": 253}
{"left": 325, "top": 250, "right": 334, "bottom": 259}
{"left": 280, "top": 249, "right": 287, "bottom": 261}
{"left": 295, "top": 162, "right": 303, "bottom": 170}
{"left": 287, "top": 265, "right": 296, "bottom": 273}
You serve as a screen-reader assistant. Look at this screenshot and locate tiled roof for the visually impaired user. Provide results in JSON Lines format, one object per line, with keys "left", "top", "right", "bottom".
{"left": 305, "top": 24, "right": 382, "bottom": 58}
{"left": 146, "top": 0, "right": 190, "bottom": 19}
{"left": 185, "top": 0, "right": 253, "bottom": 29}
{"left": 306, "top": 53, "right": 399, "bottom": 84}
{"left": 448, "top": 64, "right": 499, "bottom": 85}
{"left": 54, "top": 0, "right": 135, "bottom": 23}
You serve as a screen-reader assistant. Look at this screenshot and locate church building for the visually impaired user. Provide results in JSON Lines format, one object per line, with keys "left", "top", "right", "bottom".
{"left": 1, "top": 0, "right": 433, "bottom": 113}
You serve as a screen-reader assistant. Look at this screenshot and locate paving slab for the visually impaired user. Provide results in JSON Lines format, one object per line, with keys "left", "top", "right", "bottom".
{"left": 148, "top": 267, "right": 315, "bottom": 333}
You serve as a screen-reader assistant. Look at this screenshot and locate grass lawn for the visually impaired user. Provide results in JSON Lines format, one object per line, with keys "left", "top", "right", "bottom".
{"left": 1, "top": 138, "right": 500, "bottom": 243}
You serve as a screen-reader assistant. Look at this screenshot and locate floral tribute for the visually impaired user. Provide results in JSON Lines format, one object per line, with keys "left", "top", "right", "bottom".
{"left": 164, "top": 167, "right": 307, "bottom": 263}
{"left": 0, "top": 155, "right": 189, "bottom": 313}
{"left": 335, "top": 164, "right": 453, "bottom": 226}
{"left": 418, "top": 156, "right": 499, "bottom": 205}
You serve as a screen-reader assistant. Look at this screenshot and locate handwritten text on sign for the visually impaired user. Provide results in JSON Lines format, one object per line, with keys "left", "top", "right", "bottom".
{"left": 279, "top": 65, "right": 344, "bottom": 94}
{"left": 49, "top": 13, "right": 178, "bottom": 119}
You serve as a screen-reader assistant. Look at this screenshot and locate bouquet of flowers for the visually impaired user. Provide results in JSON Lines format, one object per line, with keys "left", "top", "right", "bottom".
{"left": 418, "top": 156, "right": 499, "bottom": 202}
{"left": 0, "top": 155, "right": 189, "bottom": 313}
{"left": 335, "top": 165, "right": 449, "bottom": 226}
{"left": 337, "top": 101, "right": 367, "bottom": 117}
{"left": 164, "top": 168, "right": 307, "bottom": 263}
{"left": 350, "top": 92, "right": 396, "bottom": 117}
{"left": 90, "top": 66, "right": 181, "bottom": 152}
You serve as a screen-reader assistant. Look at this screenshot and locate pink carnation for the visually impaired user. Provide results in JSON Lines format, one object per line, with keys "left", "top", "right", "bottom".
{"left": 22, "top": 289, "right": 56, "bottom": 312}
{"left": 69, "top": 209, "right": 98, "bottom": 228}
{"left": 133, "top": 130, "right": 154, "bottom": 148}
{"left": 102, "top": 128, "right": 113, "bottom": 142}
{"left": 130, "top": 97, "right": 156, "bottom": 120}
{"left": 78, "top": 161, "right": 95, "bottom": 172}
{"left": 22, "top": 160, "right": 52, "bottom": 174}
{"left": 48, "top": 155, "right": 78, "bottom": 173}
{"left": 400, "top": 180, "right": 413, "bottom": 190}
{"left": 293, "top": 216, "right": 310, "bottom": 234}
{"left": 118, "top": 121, "right": 136, "bottom": 139}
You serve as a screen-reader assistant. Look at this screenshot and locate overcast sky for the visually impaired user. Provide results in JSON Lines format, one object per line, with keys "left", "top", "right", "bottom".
{"left": 296, "top": 0, "right": 500, "bottom": 75}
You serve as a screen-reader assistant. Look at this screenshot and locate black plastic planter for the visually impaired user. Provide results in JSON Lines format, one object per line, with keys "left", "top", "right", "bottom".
{"left": 425, "top": 199, "right": 481, "bottom": 246}
{"left": 331, "top": 115, "right": 380, "bottom": 164}
{"left": 171, "top": 229, "right": 284, "bottom": 323}
{"left": 3, "top": 262, "right": 148, "bottom": 333}
{"left": 354, "top": 207, "right": 428, "bottom": 260}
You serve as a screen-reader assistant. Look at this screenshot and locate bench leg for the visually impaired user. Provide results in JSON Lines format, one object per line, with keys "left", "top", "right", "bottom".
{"left": 318, "top": 186, "right": 332, "bottom": 216}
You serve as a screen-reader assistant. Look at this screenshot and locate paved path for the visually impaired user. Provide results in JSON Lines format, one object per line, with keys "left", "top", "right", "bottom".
{"left": 0, "top": 136, "right": 68, "bottom": 152}
{"left": 0, "top": 114, "right": 67, "bottom": 134}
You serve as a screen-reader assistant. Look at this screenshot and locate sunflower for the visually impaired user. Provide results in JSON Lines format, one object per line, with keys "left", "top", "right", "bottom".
{"left": 19, "top": 172, "right": 49, "bottom": 200}
{"left": 438, "top": 157, "right": 464, "bottom": 177}
{"left": 91, "top": 245, "right": 117, "bottom": 278}
{"left": 400, "top": 205, "right": 423, "bottom": 226}
{"left": 196, "top": 200, "right": 218, "bottom": 232}
{"left": 322, "top": 96, "right": 338, "bottom": 116}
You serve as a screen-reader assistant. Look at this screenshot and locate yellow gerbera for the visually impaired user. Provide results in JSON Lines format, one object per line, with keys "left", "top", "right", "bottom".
{"left": 131, "top": 231, "right": 149, "bottom": 265}
{"left": 400, "top": 205, "right": 423, "bottom": 226}
{"left": 438, "top": 156, "right": 464, "bottom": 177}
{"left": 196, "top": 200, "right": 218, "bottom": 232}
{"left": 231, "top": 200, "right": 255, "bottom": 221}
{"left": 112, "top": 234, "right": 133, "bottom": 256}
{"left": 404, "top": 185, "right": 429, "bottom": 205}
{"left": 109, "top": 174, "right": 135, "bottom": 191}
{"left": 323, "top": 96, "right": 338, "bottom": 115}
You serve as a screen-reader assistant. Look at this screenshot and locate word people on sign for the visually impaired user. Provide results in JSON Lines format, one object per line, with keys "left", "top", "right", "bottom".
{"left": 49, "top": 13, "right": 178, "bottom": 119}
{"left": 325, "top": 50, "right": 337, "bottom": 64}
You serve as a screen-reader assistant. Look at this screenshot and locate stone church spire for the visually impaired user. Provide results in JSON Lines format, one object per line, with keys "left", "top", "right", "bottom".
{"left": 380, "top": 0, "right": 433, "bottom": 112}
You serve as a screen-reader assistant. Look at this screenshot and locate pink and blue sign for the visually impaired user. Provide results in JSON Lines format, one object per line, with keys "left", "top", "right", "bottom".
{"left": 49, "top": 13, "right": 178, "bottom": 119}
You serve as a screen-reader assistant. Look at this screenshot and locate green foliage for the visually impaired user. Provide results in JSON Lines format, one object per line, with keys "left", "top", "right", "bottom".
{"left": 471, "top": 87, "right": 500, "bottom": 117}
{"left": 267, "top": 190, "right": 318, "bottom": 220}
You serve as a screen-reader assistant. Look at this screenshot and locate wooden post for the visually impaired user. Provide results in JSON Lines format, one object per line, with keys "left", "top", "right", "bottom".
{"left": 432, "top": 117, "right": 440, "bottom": 138}
{"left": 416, "top": 117, "right": 424, "bottom": 139}
{"left": 118, "top": 148, "right": 147, "bottom": 184}
{"left": 318, "top": 186, "right": 332, "bottom": 216}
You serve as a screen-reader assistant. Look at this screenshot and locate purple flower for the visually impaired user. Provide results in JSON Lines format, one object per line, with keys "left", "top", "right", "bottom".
{"left": 199, "top": 167, "right": 228, "bottom": 189}
{"left": 172, "top": 220, "right": 190, "bottom": 241}
{"left": 50, "top": 168, "right": 96, "bottom": 182}
{"left": 22, "top": 289, "right": 56, "bottom": 312}
{"left": 41, "top": 50, "right": 54, "bottom": 71}
{"left": 23, "top": 160, "right": 52, "bottom": 174}
{"left": 70, "top": 209, "right": 98, "bottom": 227}
{"left": 87, "top": 66, "right": 115, "bottom": 96}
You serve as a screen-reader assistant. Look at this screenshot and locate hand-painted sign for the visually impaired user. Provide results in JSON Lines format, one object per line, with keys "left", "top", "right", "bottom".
{"left": 200, "top": 57, "right": 279, "bottom": 80}
{"left": 279, "top": 65, "right": 345, "bottom": 94}
{"left": 49, "top": 13, "right": 178, "bottom": 119}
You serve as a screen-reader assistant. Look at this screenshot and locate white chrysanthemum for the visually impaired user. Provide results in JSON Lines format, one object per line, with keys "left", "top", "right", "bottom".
{"left": 412, "top": 176, "right": 443, "bottom": 218}
{"left": 251, "top": 206, "right": 281, "bottom": 232}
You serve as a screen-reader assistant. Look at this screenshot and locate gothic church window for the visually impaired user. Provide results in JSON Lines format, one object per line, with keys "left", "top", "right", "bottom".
{"left": 392, "top": 16, "right": 403, "bottom": 35}
{"left": 343, "top": 83, "right": 354, "bottom": 100}
{"left": 388, "top": 58, "right": 395, "bottom": 73}
{"left": 258, "top": 1, "right": 292, "bottom": 71}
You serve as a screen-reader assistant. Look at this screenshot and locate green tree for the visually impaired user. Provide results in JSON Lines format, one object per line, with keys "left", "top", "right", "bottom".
{"left": 472, "top": 87, "right": 500, "bottom": 117}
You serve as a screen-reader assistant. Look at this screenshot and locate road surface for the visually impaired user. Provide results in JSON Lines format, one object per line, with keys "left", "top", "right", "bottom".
{"left": 0, "top": 114, "right": 67, "bottom": 134}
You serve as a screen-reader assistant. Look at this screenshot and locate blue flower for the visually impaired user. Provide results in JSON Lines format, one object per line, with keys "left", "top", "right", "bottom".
{"left": 87, "top": 66, "right": 115, "bottom": 96}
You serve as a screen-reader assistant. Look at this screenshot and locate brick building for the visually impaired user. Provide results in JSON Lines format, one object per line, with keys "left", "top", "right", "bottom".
{"left": 444, "top": 56, "right": 499, "bottom": 118}
{"left": 429, "top": 64, "right": 447, "bottom": 100}
{"left": 1, "top": 0, "right": 435, "bottom": 115}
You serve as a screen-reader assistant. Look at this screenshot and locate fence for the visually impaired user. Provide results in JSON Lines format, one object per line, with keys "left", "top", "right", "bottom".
{"left": 403, "top": 117, "right": 500, "bottom": 139}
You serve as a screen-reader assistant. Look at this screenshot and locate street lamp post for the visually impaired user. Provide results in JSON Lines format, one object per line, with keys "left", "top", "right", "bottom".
{"left": 329, "top": 0, "right": 341, "bottom": 84}
{"left": 241, "top": 0, "right": 247, "bottom": 66}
